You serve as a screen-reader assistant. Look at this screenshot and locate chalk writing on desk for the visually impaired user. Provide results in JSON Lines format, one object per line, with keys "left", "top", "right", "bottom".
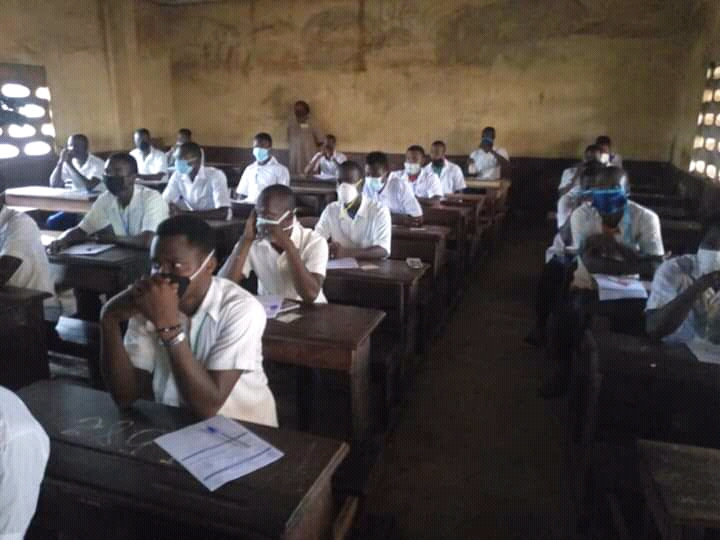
{"left": 61, "top": 416, "right": 174, "bottom": 463}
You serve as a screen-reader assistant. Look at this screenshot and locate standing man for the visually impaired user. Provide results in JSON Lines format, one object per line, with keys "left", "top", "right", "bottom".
{"left": 236, "top": 133, "right": 290, "bottom": 204}
{"left": 362, "top": 151, "right": 423, "bottom": 226}
{"left": 130, "top": 128, "right": 168, "bottom": 182}
{"left": 468, "top": 127, "right": 510, "bottom": 180}
{"left": 396, "top": 145, "right": 443, "bottom": 199}
{"left": 166, "top": 128, "right": 193, "bottom": 169}
{"left": 304, "top": 135, "right": 347, "bottom": 178}
{"left": 426, "top": 140, "right": 466, "bottom": 195}
{"left": 288, "top": 100, "right": 323, "bottom": 176}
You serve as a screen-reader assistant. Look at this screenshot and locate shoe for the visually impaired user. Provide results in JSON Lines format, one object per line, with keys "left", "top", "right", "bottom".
{"left": 524, "top": 327, "right": 546, "bottom": 347}
{"left": 538, "top": 378, "right": 569, "bottom": 399}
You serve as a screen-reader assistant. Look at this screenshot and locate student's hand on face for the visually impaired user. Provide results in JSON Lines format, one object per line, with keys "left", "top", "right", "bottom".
{"left": 132, "top": 276, "right": 180, "bottom": 329}
{"left": 268, "top": 224, "right": 292, "bottom": 250}
{"left": 58, "top": 147, "right": 71, "bottom": 163}
{"left": 101, "top": 287, "right": 140, "bottom": 323}
{"left": 243, "top": 210, "right": 257, "bottom": 243}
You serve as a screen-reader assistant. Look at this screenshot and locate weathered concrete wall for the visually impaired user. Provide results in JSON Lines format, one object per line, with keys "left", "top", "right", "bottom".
{"left": 159, "top": 0, "right": 708, "bottom": 159}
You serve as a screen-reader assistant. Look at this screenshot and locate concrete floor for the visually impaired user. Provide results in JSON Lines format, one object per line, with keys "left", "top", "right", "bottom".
{"left": 366, "top": 223, "right": 569, "bottom": 539}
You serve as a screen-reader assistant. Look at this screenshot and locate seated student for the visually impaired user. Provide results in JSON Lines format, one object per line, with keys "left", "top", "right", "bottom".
{"left": 468, "top": 126, "right": 510, "bottom": 180}
{"left": 166, "top": 128, "right": 192, "bottom": 169}
{"left": 426, "top": 140, "right": 465, "bottom": 195}
{"left": 315, "top": 160, "right": 392, "bottom": 260}
{"left": 221, "top": 185, "right": 328, "bottom": 303}
{"left": 393, "top": 145, "right": 443, "bottom": 200}
{"left": 130, "top": 128, "right": 169, "bottom": 182}
{"left": 236, "top": 132, "right": 290, "bottom": 204}
{"left": 556, "top": 144, "right": 603, "bottom": 229}
{"left": 304, "top": 135, "right": 347, "bottom": 178}
{"left": 100, "top": 215, "right": 277, "bottom": 426}
{"left": 596, "top": 135, "right": 623, "bottom": 168}
{"left": 646, "top": 220, "right": 720, "bottom": 344}
{"left": 47, "top": 153, "right": 170, "bottom": 254}
{"left": 362, "top": 151, "right": 423, "bottom": 227}
{"left": 0, "top": 386, "right": 50, "bottom": 539}
{"left": 163, "top": 142, "right": 231, "bottom": 220}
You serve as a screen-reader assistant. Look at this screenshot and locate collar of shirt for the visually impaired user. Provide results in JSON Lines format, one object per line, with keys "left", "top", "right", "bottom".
{"left": 341, "top": 196, "right": 369, "bottom": 220}
{"left": 175, "top": 165, "right": 209, "bottom": 186}
{"left": 256, "top": 156, "right": 280, "bottom": 169}
{"left": 192, "top": 276, "right": 223, "bottom": 323}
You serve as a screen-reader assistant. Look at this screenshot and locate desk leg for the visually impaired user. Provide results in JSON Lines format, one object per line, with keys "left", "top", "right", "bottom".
{"left": 350, "top": 337, "right": 371, "bottom": 442}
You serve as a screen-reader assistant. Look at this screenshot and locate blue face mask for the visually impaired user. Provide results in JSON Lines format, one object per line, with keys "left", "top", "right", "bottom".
{"left": 253, "top": 147, "right": 270, "bottom": 162}
{"left": 175, "top": 158, "right": 192, "bottom": 175}
{"left": 583, "top": 188, "right": 627, "bottom": 215}
{"left": 366, "top": 176, "right": 384, "bottom": 192}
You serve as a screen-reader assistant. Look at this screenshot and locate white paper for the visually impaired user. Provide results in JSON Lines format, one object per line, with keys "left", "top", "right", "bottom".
{"left": 327, "top": 257, "right": 359, "bottom": 270}
{"left": 155, "top": 416, "right": 284, "bottom": 492}
{"left": 60, "top": 243, "right": 114, "bottom": 256}
{"left": 594, "top": 274, "right": 648, "bottom": 302}
{"left": 687, "top": 337, "right": 720, "bottom": 365}
{"left": 360, "top": 264, "right": 379, "bottom": 271}
{"left": 276, "top": 313, "right": 302, "bottom": 324}
{"left": 257, "top": 295, "right": 284, "bottom": 319}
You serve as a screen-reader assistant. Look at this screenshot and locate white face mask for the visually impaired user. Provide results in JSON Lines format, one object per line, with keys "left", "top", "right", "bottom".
{"left": 698, "top": 248, "right": 720, "bottom": 276}
{"left": 405, "top": 162, "right": 421, "bottom": 175}
{"left": 600, "top": 153, "right": 610, "bottom": 165}
{"left": 337, "top": 182, "right": 359, "bottom": 205}
{"left": 256, "top": 210, "right": 293, "bottom": 239}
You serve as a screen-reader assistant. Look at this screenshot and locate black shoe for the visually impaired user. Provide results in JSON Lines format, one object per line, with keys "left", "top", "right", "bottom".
{"left": 524, "top": 327, "right": 546, "bottom": 347}
{"left": 538, "top": 378, "right": 569, "bottom": 399}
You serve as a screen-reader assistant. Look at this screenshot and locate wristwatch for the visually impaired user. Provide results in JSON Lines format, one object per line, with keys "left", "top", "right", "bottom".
{"left": 161, "top": 331, "right": 187, "bottom": 348}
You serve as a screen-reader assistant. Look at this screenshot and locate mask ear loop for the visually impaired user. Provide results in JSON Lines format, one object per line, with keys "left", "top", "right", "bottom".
{"left": 189, "top": 250, "right": 215, "bottom": 281}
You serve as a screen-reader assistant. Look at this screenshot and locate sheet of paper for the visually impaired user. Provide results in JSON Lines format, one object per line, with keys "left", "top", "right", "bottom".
{"left": 155, "top": 416, "right": 284, "bottom": 492}
{"left": 256, "top": 295, "right": 284, "bottom": 319}
{"left": 276, "top": 313, "right": 302, "bottom": 324}
{"left": 360, "top": 264, "right": 379, "bottom": 271}
{"left": 687, "top": 337, "right": 720, "bottom": 365}
{"left": 327, "top": 257, "right": 359, "bottom": 270}
{"left": 594, "top": 274, "right": 648, "bottom": 302}
{"left": 60, "top": 243, "right": 115, "bottom": 256}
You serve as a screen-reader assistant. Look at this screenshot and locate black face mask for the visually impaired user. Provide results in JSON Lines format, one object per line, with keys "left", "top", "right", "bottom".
{"left": 139, "top": 141, "right": 150, "bottom": 152}
{"left": 431, "top": 159, "right": 444, "bottom": 168}
{"left": 103, "top": 174, "right": 126, "bottom": 196}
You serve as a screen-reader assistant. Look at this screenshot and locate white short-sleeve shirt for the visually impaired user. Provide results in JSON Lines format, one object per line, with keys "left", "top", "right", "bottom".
{"left": 0, "top": 386, "right": 50, "bottom": 539}
{"left": 469, "top": 147, "right": 509, "bottom": 180}
{"left": 163, "top": 165, "right": 231, "bottom": 212}
{"left": 124, "top": 277, "right": 278, "bottom": 427}
{"left": 424, "top": 160, "right": 465, "bottom": 195}
{"left": 394, "top": 168, "right": 443, "bottom": 199}
{"left": 55, "top": 154, "right": 106, "bottom": 192}
{"left": 130, "top": 147, "right": 169, "bottom": 177}
{"left": 363, "top": 175, "right": 423, "bottom": 218}
{"left": 312, "top": 151, "right": 347, "bottom": 179}
{"left": 78, "top": 185, "right": 169, "bottom": 237}
{"left": 237, "top": 157, "right": 291, "bottom": 204}
{"left": 315, "top": 197, "right": 392, "bottom": 256}
{"left": 233, "top": 223, "right": 329, "bottom": 303}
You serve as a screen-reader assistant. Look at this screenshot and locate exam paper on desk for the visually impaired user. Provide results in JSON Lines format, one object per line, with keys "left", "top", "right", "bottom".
{"left": 326, "top": 257, "right": 359, "bottom": 270}
{"left": 594, "top": 274, "right": 648, "bottom": 302}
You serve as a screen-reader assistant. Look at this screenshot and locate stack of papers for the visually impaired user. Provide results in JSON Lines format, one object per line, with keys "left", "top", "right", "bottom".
{"left": 327, "top": 257, "right": 359, "bottom": 270}
{"left": 155, "top": 416, "right": 284, "bottom": 491}
{"left": 60, "top": 243, "right": 114, "bottom": 256}
{"left": 594, "top": 274, "right": 648, "bottom": 302}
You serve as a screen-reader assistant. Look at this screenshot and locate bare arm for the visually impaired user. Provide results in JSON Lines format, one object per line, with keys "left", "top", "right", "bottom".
{"left": 219, "top": 236, "right": 253, "bottom": 284}
{"left": 304, "top": 153, "right": 322, "bottom": 175}
{"left": 46, "top": 226, "right": 90, "bottom": 254}
{"left": 332, "top": 242, "right": 388, "bottom": 260}
{"left": 391, "top": 212, "right": 423, "bottom": 227}
{"left": 282, "top": 239, "right": 323, "bottom": 303}
{"left": 66, "top": 160, "right": 101, "bottom": 191}
{"left": 49, "top": 159, "right": 65, "bottom": 188}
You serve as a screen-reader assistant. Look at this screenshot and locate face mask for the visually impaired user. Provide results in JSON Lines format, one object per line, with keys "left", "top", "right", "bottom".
{"left": 175, "top": 159, "right": 192, "bottom": 175}
{"left": 481, "top": 136, "right": 494, "bottom": 147}
{"left": 365, "top": 176, "right": 384, "bottom": 193}
{"left": 253, "top": 147, "right": 270, "bottom": 162}
{"left": 405, "top": 162, "right": 421, "bottom": 176}
{"left": 256, "top": 210, "right": 293, "bottom": 239}
{"left": 431, "top": 159, "right": 444, "bottom": 168}
{"left": 139, "top": 141, "right": 150, "bottom": 153}
{"left": 337, "top": 182, "right": 359, "bottom": 205}
{"left": 103, "top": 174, "right": 126, "bottom": 196}
{"left": 600, "top": 153, "right": 610, "bottom": 165}
{"left": 582, "top": 188, "right": 627, "bottom": 216}
{"left": 698, "top": 249, "right": 720, "bottom": 276}
{"left": 154, "top": 250, "right": 215, "bottom": 299}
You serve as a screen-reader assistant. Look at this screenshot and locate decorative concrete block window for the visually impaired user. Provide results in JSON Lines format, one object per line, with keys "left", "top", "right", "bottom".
{"left": 0, "top": 64, "right": 56, "bottom": 160}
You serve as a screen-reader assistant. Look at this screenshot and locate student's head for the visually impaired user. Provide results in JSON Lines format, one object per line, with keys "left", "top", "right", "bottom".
{"left": 176, "top": 142, "right": 203, "bottom": 176}
{"left": 103, "top": 153, "right": 138, "bottom": 204}
{"left": 134, "top": 128, "right": 151, "bottom": 152}
{"left": 585, "top": 166, "right": 628, "bottom": 229}
{"left": 294, "top": 100, "right": 310, "bottom": 121}
{"left": 176, "top": 128, "right": 192, "bottom": 146}
{"left": 365, "top": 152, "right": 390, "bottom": 192}
{"left": 595, "top": 136, "right": 612, "bottom": 163}
{"left": 323, "top": 134, "right": 337, "bottom": 152}
{"left": 697, "top": 217, "right": 720, "bottom": 275}
{"left": 252, "top": 132, "right": 273, "bottom": 163}
{"left": 152, "top": 215, "right": 217, "bottom": 312}
{"left": 256, "top": 184, "right": 296, "bottom": 242}
{"left": 430, "top": 141, "right": 447, "bottom": 164}
{"left": 336, "top": 160, "right": 363, "bottom": 205}
{"left": 480, "top": 127, "right": 496, "bottom": 150}
{"left": 67, "top": 134, "right": 89, "bottom": 159}
{"left": 405, "top": 145, "right": 425, "bottom": 176}
{"left": 583, "top": 144, "right": 603, "bottom": 165}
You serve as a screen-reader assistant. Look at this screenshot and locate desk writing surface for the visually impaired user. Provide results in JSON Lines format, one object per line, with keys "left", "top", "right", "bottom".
{"left": 19, "top": 380, "right": 349, "bottom": 539}
{"left": 326, "top": 258, "right": 429, "bottom": 285}
{"left": 5, "top": 186, "right": 96, "bottom": 213}
{"left": 49, "top": 245, "right": 149, "bottom": 269}
{"left": 0, "top": 284, "right": 52, "bottom": 303}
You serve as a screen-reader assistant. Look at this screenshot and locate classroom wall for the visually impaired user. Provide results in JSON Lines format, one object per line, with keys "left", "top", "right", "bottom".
{"left": 154, "top": 0, "right": 707, "bottom": 160}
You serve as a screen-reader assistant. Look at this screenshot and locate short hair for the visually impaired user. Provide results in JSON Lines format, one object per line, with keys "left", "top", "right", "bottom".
{"left": 407, "top": 145, "right": 425, "bottom": 155}
{"left": 340, "top": 160, "right": 363, "bottom": 177}
{"left": 259, "top": 184, "right": 296, "bottom": 210}
{"left": 107, "top": 152, "right": 138, "bottom": 175}
{"left": 596, "top": 135, "right": 612, "bottom": 147}
{"left": 585, "top": 144, "right": 602, "bottom": 154}
{"left": 431, "top": 140, "right": 447, "bottom": 149}
{"left": 482, "top": 126, "right": 496, "bottom": 136}
{"left": 325, "top": 134, "right": 336, "bottom": 142}
{"left": 178, "top": 128, "right": 192, "bottom": 138}
{"left": 294, "top": 100, "right": 310, "bottom": 113}
{"left": 592, "top": 165, "right": 625, "bottom": 188}
{"left": 156, "top": 215, "right": 215, "bottom": 256}
{"left": 254, "top": 132, "right": 273, "bottom": 146}
{"left": 135, "top": 128, "right": 150, "bottom": 137}
{"left": 365, "top": 151, "right": 389, "bottom": 169}
{"left": 71, "top": 134, "right": 89, "bottom": 147}
{"left": 179, "top": 142, "right": 202, "bottom": 160}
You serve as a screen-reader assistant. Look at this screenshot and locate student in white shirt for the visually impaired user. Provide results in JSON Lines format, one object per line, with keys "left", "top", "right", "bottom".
{"left": 130, "top": 128, "right": 169, "bottom": 182}
{"left": 427, "top": 140, "right": 465, "bottom": 195}
{"left": 646, "top": 222, "right": 720, "bottom": 344}
{"left": 49, "top": 134, "right": 105, "bottom": 192}
{"left": 47, "top": 153, "right": 170, "bottom": 254}
{"left": 304, "top": 134, "right": 347, "bottom": 178}
{"left": 596, "top": 135, "right": 623, "bottom": 168}
{"left": 363, "top": 151, "right": 423, "bottom": 227}
{"left": 468, "top": 126, "right": 510, "bottom": 180}
{"left": 315, "top": 160, "right": 392, "bottom": 260}
{"left": 0, "top": 386, "right": 49, "bottom": 539}
{"left": 556, "top": 145, "right": 603, "bottom": 229}
{"left": 395, "top": 145, "right": 443, "bottom": 200}
{"left": 166, "top": 128, "right": 192, "bottom": 169}
{"left": 236, "top": 132, "right": 291, "bottom": 204}
{"left": 100, "top": 215, "right": 277, "bottom": 426}
{"left": 163, "top": 142, "right": 230, "bottom": 220}
{"left": 221, "top": 184, "right": 328, "bottom": 303}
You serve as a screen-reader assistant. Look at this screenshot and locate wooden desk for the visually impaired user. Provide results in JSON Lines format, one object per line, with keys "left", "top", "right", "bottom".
{"left": 418, "top": 204, "right": 471, "bottom": 292}
{"left": 206, "top": 218, "right": 244, "bottom": 264}
{"left": 263, "top": 303, "right": 385, "bottom": 442}
{"left": 391, "top": 225, "right": 449, "bottom": 279}
{"left": 464, "top": 178, "right": 503, "bottom": 191}
{"left": 290, "top": 175, "right": 336, "bottom": 188}
{"left": 638, "top": 439, "right": 720, "bottom": 539}
{"left": 231, "top": 199, "right": 255, "bottom": 219}
{"left": 5, "top": 186, "right": 96, "bottom": 213}
{"left": 20, "top": 380, "right": 349, "bottom": 540}
{"left": 290, "top": 184, "right": 337, "bottom": 215}
{"left": 0, "top": 286, "right": 51, "bottom": 389}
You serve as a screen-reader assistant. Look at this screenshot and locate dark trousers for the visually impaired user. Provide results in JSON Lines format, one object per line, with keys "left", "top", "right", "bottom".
{"left": 534, "top": 255, "right": 577, "bottom": 334}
